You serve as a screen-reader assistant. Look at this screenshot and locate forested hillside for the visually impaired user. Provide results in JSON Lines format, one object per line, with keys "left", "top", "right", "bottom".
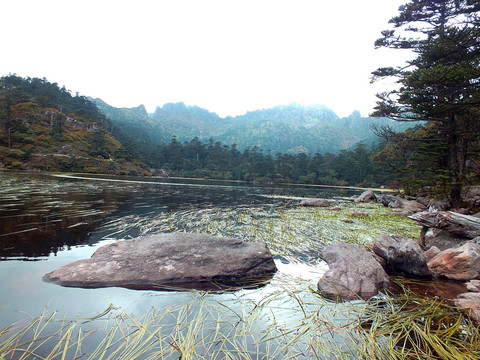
{"left": 0, "top": 74, "right": 437, "bottom": 189}
{"left": 0, "top": 75, "right": 148, "bottom": 175}
{"left": 0, "top": 75, "right": 408, "bottom": 187}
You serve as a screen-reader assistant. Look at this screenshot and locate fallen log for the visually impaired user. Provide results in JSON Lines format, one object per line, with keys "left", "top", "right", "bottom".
{"left": 408, "top": 211, "right": 480, "bottom": 240}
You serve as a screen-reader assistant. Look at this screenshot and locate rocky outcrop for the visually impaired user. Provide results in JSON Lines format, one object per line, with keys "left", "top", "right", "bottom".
{"left": 427, "top": 241, "right": 480, "bottom": 281}
{"left": 317, "top": 243, "right": 390, "bottom": 300}
{"left": 373, "top": 233, "right": 431, "bottom": 278}
{"left": 299, "top": 198, "right": 331, "bottom": 207}
{"left": 43, "top": 233, "right": 277, "bottom": 291}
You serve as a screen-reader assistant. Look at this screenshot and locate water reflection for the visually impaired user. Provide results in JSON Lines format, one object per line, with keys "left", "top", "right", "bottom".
{"left": 0, "top": 171, "right": 357, "bottom": 260}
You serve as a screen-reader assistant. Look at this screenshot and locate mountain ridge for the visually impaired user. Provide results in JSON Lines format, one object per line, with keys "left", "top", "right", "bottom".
{"left": 94, "top": 99, "right": 413, "bottom": 155}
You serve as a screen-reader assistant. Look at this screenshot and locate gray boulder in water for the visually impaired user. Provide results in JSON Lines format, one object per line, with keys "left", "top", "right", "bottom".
{"left": 43, "top": 233, "right": 277, "bottom": 291}
{"left": 317, "top": 243, "right": 390, "bottom": 300}
{"left": 373, "top": 233, "right": 431, "bottom": 278}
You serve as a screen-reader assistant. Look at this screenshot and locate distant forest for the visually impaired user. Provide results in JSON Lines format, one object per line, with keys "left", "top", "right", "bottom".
{"left": 141, "top": 136, "right": 394, "bottom": 187}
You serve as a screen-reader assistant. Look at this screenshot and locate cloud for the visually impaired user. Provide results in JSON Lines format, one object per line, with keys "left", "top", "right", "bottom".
{"left": 0, "top": 0, "right": 411, "bottom": 117}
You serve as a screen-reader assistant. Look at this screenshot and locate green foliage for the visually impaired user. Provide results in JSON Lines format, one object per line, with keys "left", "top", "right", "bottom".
{"left": 0, "top": 75, "right": 147, "bottom": 175}
{"left": 152, "top": 137, "right": 393, "bottom": 186}
{"left": 372, "top": 0, "right": 480, "bottom": 206}
{"left": 95, "top": 100, "right": 416, "bottom": 159}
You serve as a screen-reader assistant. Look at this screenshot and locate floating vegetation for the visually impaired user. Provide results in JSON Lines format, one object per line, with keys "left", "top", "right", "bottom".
{"left": 2, "top": 279, "right": 479, "bottom": 359}
{"left": 99, "top": 200, "right": 420, "bottom": 262}
{"left": 356, "top": 279, "right": 480, "bottom": 359}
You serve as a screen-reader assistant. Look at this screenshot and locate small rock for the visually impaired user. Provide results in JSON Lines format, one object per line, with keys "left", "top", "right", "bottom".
{"left": 355, "top": 190, "right": 377, "bottom": 203}
{"left": 379, "top": 194, "right": 397, "bottom": 207}
{"left": 317, "top": 243, "right": 390, "bottom": 300}
{"left": 428, "top": 242, "right": 480, "bottom": 281}
{"left": 455, "top": 292, "right": 480, "bottom": 323}
{"left": 342, "top": 219, "right": 354, "bottom": 223}
{"left": 466, "top": 280, "right": 480, "bottom": 292}
{"left": 350, "top": 212, "right": 368, "bottom": 218}
{"left": 299, "top": 198, "right": 331, "bottom": 207}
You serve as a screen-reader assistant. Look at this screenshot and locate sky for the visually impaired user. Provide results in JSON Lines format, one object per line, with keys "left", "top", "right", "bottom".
{"left": 0, "top": 0, "right": 413, "bottom": 118}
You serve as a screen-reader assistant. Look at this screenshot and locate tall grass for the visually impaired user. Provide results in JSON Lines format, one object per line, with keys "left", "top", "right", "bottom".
{"left": 2, "top": 278, "right": 478, "bottom": 359}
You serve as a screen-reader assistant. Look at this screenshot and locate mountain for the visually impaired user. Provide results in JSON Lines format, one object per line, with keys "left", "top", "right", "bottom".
{"left": 0, "top": 75, "right": 148, "bottom": 175}
{"left": 95, "top": 100, "right": 414, "bottom": 155}
{"left": 150, "top": 102, "right": 224, "bottom": 139}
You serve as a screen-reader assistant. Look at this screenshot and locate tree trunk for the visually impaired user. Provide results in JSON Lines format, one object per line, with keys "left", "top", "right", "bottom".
{"left": 447, "top": 114, "right": 462, "bottom": 208}
{"left": 408, "top": 210, "right": 480, "bottom": 239}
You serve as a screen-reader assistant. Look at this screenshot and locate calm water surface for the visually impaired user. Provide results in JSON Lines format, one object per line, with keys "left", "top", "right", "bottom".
{"left": 0, "top": 171, "right": 361, "bottom": 329}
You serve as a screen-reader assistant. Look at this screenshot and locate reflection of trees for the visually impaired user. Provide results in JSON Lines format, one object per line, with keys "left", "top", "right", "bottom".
{"left": 0, "top": 175, "right": 127, "bottom": 259}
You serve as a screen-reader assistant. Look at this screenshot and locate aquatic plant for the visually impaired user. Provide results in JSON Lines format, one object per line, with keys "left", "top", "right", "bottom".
{"left": 1, "top": 278, "right": 479, "bottom": 359}
{"left": 100, "top": 198, "right": 420, "bottom": 262}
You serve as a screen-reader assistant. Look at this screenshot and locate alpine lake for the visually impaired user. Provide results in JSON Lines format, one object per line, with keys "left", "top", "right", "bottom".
{"left": 1, "top": 171, "right": 478, "bottom": 360}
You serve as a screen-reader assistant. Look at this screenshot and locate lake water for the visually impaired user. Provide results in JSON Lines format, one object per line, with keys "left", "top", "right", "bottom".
{"left": 0, "top": 171, "right": 414, "bottom": 358}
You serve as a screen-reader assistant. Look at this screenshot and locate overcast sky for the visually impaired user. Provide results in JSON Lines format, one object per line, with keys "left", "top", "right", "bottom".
{"left": 0, "top": 0, "right": 412, "bottom": 118}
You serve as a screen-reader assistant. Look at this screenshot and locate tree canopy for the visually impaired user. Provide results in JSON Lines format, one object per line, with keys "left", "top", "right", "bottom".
{"left": 372, "top": 0, "right": 480, "bottom": 207}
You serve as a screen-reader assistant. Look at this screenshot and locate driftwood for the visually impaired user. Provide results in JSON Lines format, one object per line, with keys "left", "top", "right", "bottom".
{"left": 408, "top": 211, "right": 480, "bottom": 243}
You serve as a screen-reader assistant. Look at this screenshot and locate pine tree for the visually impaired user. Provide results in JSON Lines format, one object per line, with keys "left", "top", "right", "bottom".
{"left": 372, "top": 0, "right": 480, "bottom": 207}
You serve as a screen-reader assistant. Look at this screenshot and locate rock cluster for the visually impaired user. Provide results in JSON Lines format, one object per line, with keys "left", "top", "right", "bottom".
{"left": 316, "top": 190, "right": 480, "bottom": 322}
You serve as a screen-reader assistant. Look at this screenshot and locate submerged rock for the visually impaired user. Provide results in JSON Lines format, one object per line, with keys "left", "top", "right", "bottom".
{"left": 373, "top": 233, "right": 431, "bottom": 278}
{"left": 43, "top": 233, "right": 277, "bottom": 291}
{"left": 317, "top": 243, "right": 390, "bottom": 300}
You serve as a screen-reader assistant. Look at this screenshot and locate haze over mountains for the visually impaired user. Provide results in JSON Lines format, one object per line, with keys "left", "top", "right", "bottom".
{"left": 94, "top": 99, "right": 412, "bottom": 155}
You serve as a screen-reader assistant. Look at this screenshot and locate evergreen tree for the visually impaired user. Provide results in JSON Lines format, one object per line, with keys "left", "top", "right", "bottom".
{"left": 372, "top": 0, "right": 480, "bottom": 207}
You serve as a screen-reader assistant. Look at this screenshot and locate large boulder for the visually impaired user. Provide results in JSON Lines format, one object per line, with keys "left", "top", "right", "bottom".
{"left": 317, "top": 243, "right": 390, "bottom": 300}
{"left": 373, "top": 233, "right": 431, "bottom": 277}
{"left": 43, "top": 233, "right": 277, "bottom": 290}
{"left": 427, "top": 241, "right": 480, "bottom": 281}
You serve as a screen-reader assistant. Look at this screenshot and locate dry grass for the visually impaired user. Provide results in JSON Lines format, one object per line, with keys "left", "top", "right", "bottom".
{"left": 2, "top": 278, "right": 479, "bottom": 359}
